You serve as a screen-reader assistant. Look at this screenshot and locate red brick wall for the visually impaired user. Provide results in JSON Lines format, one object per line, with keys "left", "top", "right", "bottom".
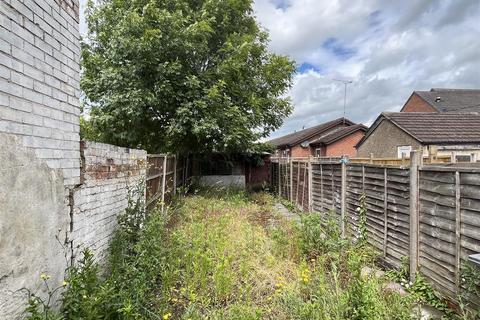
{"left": 401, "top": 93, "right": 437, "bottom": 112}
{"left": 325, "top": 131, "right": 365, "bottom": 157}
{"left": 291, "top": 145, "right": 312, "bottom": 157}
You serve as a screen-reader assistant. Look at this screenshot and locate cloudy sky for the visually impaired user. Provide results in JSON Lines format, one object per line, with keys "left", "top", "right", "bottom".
{"left": 79, "top": 0, "right": 480, "bottom": 139}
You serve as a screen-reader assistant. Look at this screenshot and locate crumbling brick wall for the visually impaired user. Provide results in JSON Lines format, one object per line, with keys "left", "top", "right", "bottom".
{"left": 71, "top": 141, "right": 147, "bottom": 263}
{"left": 0, "top": 2, "right": 149, "bottom": 319}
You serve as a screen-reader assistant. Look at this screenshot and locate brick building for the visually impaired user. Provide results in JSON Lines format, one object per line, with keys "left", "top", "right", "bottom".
{"left": 269, "top": 118, "right": 367, "bottom": 158}
{"left": 356, "top": 112, "right": 480, "bottom": 162}
{"left": 401, "top": 88, "right": 480, "bottom": 113}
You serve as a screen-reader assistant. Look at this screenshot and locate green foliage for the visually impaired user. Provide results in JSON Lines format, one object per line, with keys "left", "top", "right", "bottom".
{"left": 25, "top": 191, "right": 418, "bottom": 320}
{"left": 357, "top": 193, "right": 368, "bottom": 245}
{"left": 458, "top": 260, "right": 480, "bottom": 319}
{"left": 81, "top": 0, "right": 295, "bottom": 153}
{"left": 299, "top": 211, "right": 346, "bottom": 258}
{"left": 79, "top": 116, "right": 100, "bottom": 141}
{"left": 61, "top": 249, "right": 116, "bottom": 319}
{"left": 279, "top": 212, "right": 412, "bottom": 320}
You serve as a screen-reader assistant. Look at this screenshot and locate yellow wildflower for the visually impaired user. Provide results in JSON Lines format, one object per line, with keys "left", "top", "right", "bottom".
{"left": 163, "top": 313, "right": 172, "bottom": 320}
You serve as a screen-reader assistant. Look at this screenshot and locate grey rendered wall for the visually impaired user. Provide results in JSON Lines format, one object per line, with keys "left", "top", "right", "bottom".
{"left": 356, "top": 120, "right": 423, "bottom": 158}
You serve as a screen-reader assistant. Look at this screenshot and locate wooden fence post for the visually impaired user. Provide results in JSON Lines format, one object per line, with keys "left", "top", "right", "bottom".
{"left": 409, "top": 150, "right": 420, "bottom": 282}
{"left": 383, "top": 167, "right": 388, "bottom": 257}
{"left": 331, "top": 165, "right": 335, "bottom": 211}
{"left": 454, "top": 170, "right": 461, "bottom": 294}
{"left": 278, "top": 159, "right": 281, "bottom": 197}
{"left": 290, "top": 157, "right": 293, "bottom": 201}
{"left": 341, "top": 159, "right": 347, "bottom": 237}
{"left": 296, "top": 161, "right": 301, "bottom": 204}
{"left": 451, "top": 152, "right": 457, "bottom": 163}
{"left": 320, "top": 164, "right": 324, "bottom": 211}
{"left": 173, "top": 155, "right": 177, "bottom": 195}
{"left": 362, "top": 165, "right": 365, "bottom": 193}
{"left": 308, "top": 157, "right": 313, "bottom": 212}
{"left": 161, "top": 155, "right": 167, "bottom": 213}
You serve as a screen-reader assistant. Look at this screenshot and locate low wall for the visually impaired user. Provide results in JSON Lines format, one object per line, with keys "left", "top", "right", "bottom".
{"left": 71, "top": 141, "right": 147, "bottom": 262}
{"left": 197, "top": 175, "right": 246, "bottom": 188}
{"left": 0, "top": 139, "right": 146, "bottom": 319}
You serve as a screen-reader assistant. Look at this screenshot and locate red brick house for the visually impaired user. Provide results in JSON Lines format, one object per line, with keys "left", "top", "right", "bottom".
{"left": 401, "top": 88, "right": 480, "bottom": 113}
{"left": 269, "top": 118, "right": 367, "bottom": 158}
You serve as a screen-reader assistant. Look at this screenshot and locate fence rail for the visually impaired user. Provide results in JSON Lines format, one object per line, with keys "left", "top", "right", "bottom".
{"left": 271, "top": 154, "right": 480, "bottom": 308}
{"left": 146, "top": 154, "right": 186, "bottom": 210}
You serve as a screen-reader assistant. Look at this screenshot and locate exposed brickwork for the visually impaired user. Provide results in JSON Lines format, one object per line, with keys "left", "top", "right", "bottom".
{"left": 401, "top": 93, "right": 437, "bottom": 113}
{"left": 326, "top": 130, "right": 364, "bottom": 157}
{"left": 291, "top": 145, "right": 311, "bottom": 157}
{"left": 0, "top": 2, "right": 151, "bottom": 318}
{"left": 71, "top": 141, "right": 147, "bottom": 262}
{"left": 0, "top": 0, "right": 81, "bottom": 187}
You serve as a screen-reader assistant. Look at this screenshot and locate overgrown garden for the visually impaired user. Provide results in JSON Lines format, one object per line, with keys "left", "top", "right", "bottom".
{"left": 27, "top": 189, "right": 480, "bottom": 319}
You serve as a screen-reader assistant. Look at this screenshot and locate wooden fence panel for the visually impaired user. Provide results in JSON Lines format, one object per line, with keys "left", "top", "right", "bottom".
{"left": 419, "top": 169, "right": 457, "bottom": 297}
{"left": 271, "top": 157, "right": 480, "bottom": 308}
{"left": 458, "top": 173, "right": 480, "bottom": 308}
{"left": 385, "top": 167, "right": 411, "bottom": 267}
{"left": 146, "top": 155, "right": 185, "bottom": 209}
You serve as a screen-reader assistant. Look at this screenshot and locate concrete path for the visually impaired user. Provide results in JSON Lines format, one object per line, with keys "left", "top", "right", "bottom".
{"left": 273, "top": 202, "right": 301, "bottom": 222}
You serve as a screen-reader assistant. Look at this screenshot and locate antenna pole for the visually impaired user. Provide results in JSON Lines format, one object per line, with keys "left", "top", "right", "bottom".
{"left": 333, "top": 78, "right": 353, "bottom": 122}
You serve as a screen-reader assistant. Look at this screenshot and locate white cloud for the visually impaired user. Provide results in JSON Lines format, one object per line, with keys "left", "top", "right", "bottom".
{"left": 78, "top": 0, "right": 480, "bottom": 139}
{"left": 254, "top": 0, "right": 480, "bottom": 138}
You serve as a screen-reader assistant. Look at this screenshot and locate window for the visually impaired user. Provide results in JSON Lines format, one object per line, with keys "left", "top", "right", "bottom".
{"left": 283, "top": 149, "right": 290, "bottom": 157}
{"left": 456, "top": 155, "right": 471, "bottom": 163}
{"left": 315, "top": 148, "right": 321, "bottom": 157}
{"left": 397, "top": 146, "right": 412, "bottom": 158}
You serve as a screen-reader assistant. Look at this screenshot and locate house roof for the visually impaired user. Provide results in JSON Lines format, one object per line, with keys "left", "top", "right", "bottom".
{"left": 357, "top": 112, "right": 480, "bottom": 148}
{"left": 268, "top": 118, "right": 356, "bottom": 148}
{"left": 409, "top": 88, "right": 480, "bottom": 113}
{"left": 310, "top": 124, "right": 367, "bottom": 146}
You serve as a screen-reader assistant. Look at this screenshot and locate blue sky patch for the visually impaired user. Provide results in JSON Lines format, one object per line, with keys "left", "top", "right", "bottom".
{"left": 322, "top": 37, "right": 356, "bottom": 60}
{"left": 297, "top": 62, "right": 322, "bottom": 74}
{"left": 270, "top": 0, "right": 290, "bottom": 10}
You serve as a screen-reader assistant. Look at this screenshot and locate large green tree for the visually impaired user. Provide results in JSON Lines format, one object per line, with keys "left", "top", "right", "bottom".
{"left": 82, "top": 0, "right": 295, "bottom": 153}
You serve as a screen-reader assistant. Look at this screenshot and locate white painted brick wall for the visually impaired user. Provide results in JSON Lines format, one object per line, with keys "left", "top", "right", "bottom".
{"left": 0, "top": 0, "right": 81, "bottom": 186}
{"left": 1, "top": 2, "right": 150, "bottom": 318}
{"left": 71, "top": 141, "right": 147, "bottom": 263}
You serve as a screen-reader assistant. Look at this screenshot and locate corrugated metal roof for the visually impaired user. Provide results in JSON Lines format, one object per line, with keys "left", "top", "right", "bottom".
{"left": 268, "top": 118, "right": 356, "bottom": 147}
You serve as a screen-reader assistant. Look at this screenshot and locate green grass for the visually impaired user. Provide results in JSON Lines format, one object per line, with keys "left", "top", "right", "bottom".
{"left": 26, "top": 190, "right": 419, "bottom": 320}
